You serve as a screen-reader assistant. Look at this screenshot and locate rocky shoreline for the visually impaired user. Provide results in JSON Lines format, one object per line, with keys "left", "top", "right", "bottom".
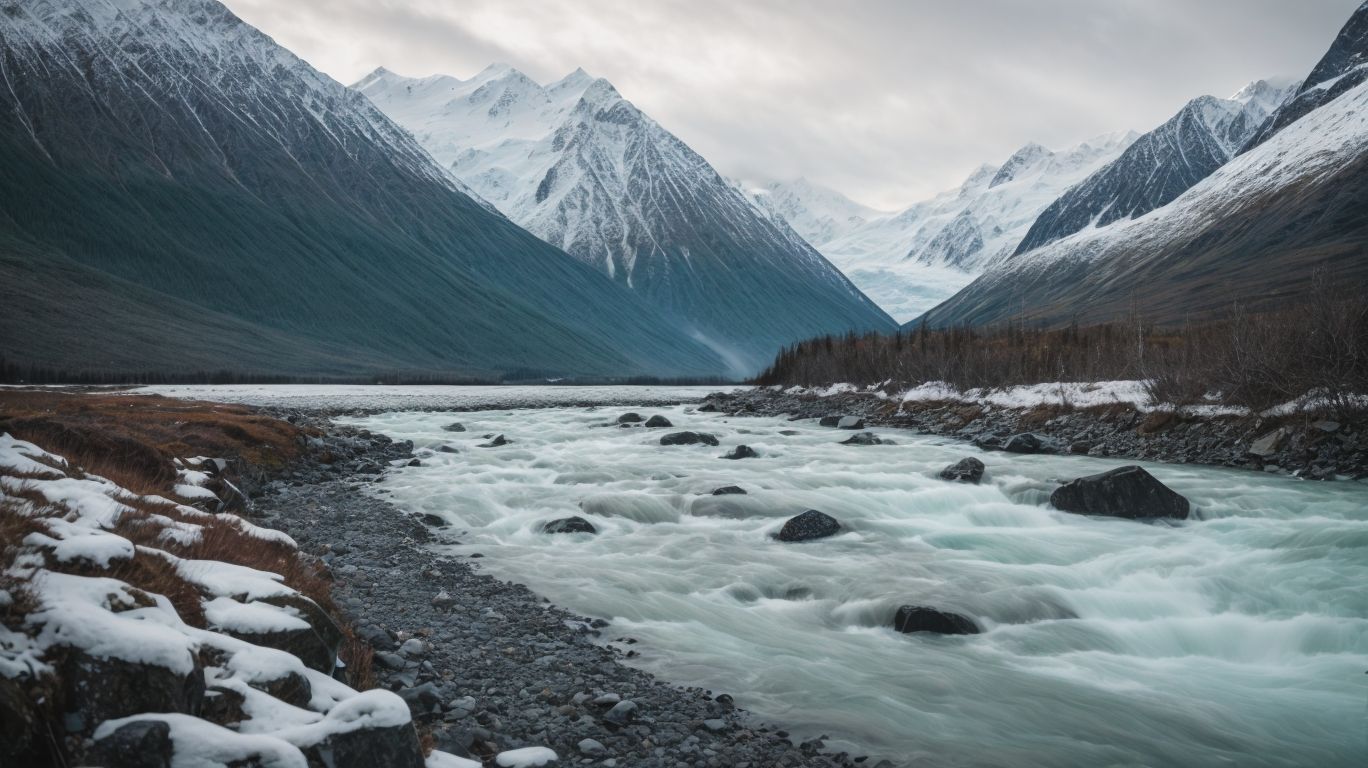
{"left": 700, "top": 388, "right": 1368, "bottom": 481}
{"left": 245, "top": 413, "right": 873, "bottom": 768}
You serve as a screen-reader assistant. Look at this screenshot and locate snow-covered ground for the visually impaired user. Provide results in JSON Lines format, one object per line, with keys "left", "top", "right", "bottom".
{"left": 0, "top": 432, "right": 542, "bottom": 767}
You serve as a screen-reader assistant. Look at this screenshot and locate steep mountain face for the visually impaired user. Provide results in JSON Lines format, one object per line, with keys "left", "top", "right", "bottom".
{"left": 357, "top": 67, "right": 894, "bottom": 373}
{"left": 735, "top": 178, "right": 887, "bottom": 254}
{"left": 1013, "top": 81, "right": 1294, "bottom": 255}
{"left": 1242, "top": 1, "right": 1368, "bottom": 150}
{"left": 737, "top": 134, "right": 1135, "bottom": 322}
{"left": 919, "top": 76, "right": 1368, "bottom": 329}
{"left": 0, "top": 0, "right": 727, "bottom": 379}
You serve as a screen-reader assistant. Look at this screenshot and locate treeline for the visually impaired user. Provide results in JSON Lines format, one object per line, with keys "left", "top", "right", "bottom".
{"left": 0, "top": 357, "right": 734, "bottom": 388}
{"left": 756, "top": 275, "right": 1368, "bottom": 412}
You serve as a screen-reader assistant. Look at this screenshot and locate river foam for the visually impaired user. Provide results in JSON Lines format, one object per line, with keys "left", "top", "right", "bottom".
{"left": 350, "top": 403, "right": 1368, "bottom": 767}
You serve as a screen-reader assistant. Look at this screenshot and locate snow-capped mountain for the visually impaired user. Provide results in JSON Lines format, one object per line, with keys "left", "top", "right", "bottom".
{"left": 356, "top": 66, "right": 894, "bottom": 372}
{"left": 920, "top": 6, "right": 1368, "bottom": 330}
{"left": 1013, "top": 80, "right": 1297, "bottom": 255}
{"left": 0, "top": 0, "right": 727, "bottom": 378}
{"left": 737, "top": 133, "right": 1136, "bottom": 322}
{"left": 1241, "top": 1, "right": 1368, "bottom": 150}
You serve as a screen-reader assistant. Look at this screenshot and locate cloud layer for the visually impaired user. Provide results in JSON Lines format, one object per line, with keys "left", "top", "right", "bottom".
{"left": 223, "top": 0, "right": 1360, "bottom": 209}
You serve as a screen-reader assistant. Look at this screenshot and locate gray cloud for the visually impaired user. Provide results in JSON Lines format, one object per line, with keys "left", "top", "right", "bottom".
{"left": 223, "top": 0, "right": 1360, "bottom": 209}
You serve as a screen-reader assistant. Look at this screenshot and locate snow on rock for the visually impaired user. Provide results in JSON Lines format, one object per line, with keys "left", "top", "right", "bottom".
{"left": 495, "top": 746, "right": 560, "bottom": 767}
{"left": 0, "top": 432, "right": 422, "bottom": 763}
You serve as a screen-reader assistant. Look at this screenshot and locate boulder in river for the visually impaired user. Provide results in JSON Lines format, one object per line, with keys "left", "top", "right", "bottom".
{"left": 644, "top": 415, "right": 673, "bottom": 428}
{"left": 442, "top": 423, "right": 466, "bottom": 432}
{"left": 479, "top": 435, "right": 511, "bottom": 448}
{"left": 773, "top": 510, "right": 841, "bottom": 542}
{"left": 660, "top": 431, "right": 719, "bottom": 447}
{"left": 938, "top": 457, "right": 985, "bottom": 484}
{"left": 1050, "top": 465, "right": 1190, "bottom": 520}
{"left": 1003, "top": 433, "right": 1054, "bottom": 454}
{"left": 893, "top": 606, "right": 980, "bottom": 635}
{"left": 541, "top": 516, "right": 598, "bottom": 535}
{"left": 837, "top": 416, "right": 865, "bottom": 430}
{"left": 721, "top": 445, "right": 758, "bottom": 459}
{"left": 840, "top": 432, "right": 882, "bottom": 445}
{"left": 617, "top": 412, "right": 644, "bottom": 424}
{"left": 818, "top": 416, "right": 841, "bottom": 427}
{"left": 711, "top": 486, "right": 747, "bottom": 495}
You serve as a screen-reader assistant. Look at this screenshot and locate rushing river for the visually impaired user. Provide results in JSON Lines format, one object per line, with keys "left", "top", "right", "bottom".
{"left": 347, "top": 401, "right": 1368, "bottom": 768}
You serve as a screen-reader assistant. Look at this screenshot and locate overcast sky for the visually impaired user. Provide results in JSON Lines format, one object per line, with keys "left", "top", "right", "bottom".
{"left": 223, "top": 0, "right": 1359, "bottom": 210}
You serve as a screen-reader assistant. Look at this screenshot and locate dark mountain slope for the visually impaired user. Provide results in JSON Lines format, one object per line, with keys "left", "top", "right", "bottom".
{"left": 0, "top": 0, "right": 724, "bottom": 378}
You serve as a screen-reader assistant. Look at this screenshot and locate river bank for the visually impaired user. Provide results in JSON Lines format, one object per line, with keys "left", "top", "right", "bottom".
{"left": 251, "top": 414, "right": 870, "bottom": 767}
{"left": 701, "top": 387, "right": 1368, "bottom": 480}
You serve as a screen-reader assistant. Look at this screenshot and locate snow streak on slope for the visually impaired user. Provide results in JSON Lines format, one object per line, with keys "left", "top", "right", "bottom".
{"left": 921, "top": 76, "right": 1368, "bottom": 328}
{"left": 737, "top": 134, "right": 1136, "bottom": 322}
{"left": 356, "top": 66, "right": 894, "bottom": 374}
{"left": 1014, "top": 80, "right": 1297, "bottom": 255}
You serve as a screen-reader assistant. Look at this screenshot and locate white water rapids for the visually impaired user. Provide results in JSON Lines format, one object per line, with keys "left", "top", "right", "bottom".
{"left": 348, "top": 401, "right": 1367, "bottom": 767}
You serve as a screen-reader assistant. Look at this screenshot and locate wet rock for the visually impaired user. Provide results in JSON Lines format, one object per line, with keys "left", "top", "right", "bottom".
{"left": 479, "top": 435, "right": 511, "bottom": 448}
{"left": 541, "top": 516, "right": 597, "bottom": 535}
{"left": 577, "top": 738, "right": 607, "bottom": 756}
{"left": 299, "top": 718, "right": 425, "bottom": 768}
{"left": 837, "top": 416, "right": 865, "bottom": 430}
{"left": 893, "top": 606, "right": 980, "bottom": 635}
{"left": 711, "top": 486, "right": 747, "bottom": 495}
{"left": 1050, "top": 465, "right": 1190, "bottom": 520}
{"left": 603, "top": 700, "right": 638, "bottom": 725}
{"left": 90, "top": 720, "right": 173, "bottom": 768}
{"left": 246, "top": 594, "right": 344, "bottom": 674}
{"left": 840, "top": 432, "right": 882, "bottom": 445}
{"left": 442, "top": 423, "right": 467, "bottom": 432}
{"left": 938, "top": 457, "right": 984, "bottom": 484}
{"left": 407, "top": 458, "right": 423, "bottom": 467}
{"left": 818, "top": 416, "right": 842, "bottom": 427}
{"left": 437, "top": 445, "right": 459, "bottom": 454}
{"left": 660, "top": 431, "right": 719, "bottom": 447}
{"left": 419, "top": 513, "right": 447, "bottom": 528}
{"left": 774, "top": 510, "right": 841, "bottom": 542}
{"left": 616, "top": 413, "right": 644, "bottom": 424}
{"left": 721, "top": 445, "right": 759, "bottom": 459}
{"left": 1312, "top": 420, "right": 1340, "bottom": 433}
{"left": 644, "top": 415, "right": 673, "bottom": 428}
{"left": 1003, "top": 433, "right": 1054, "bottom": 454}
{"left": 1068, "top": 441, "right": 1093, "bottom": 455}
{"left": 1248, "top": 428, "right": 1288, "bottom": 457}
{"left": 432, "top": 591, "right": 456, "bottom": 609}
{"left": 399, "top": 682, "right": 444, "bottom": 716}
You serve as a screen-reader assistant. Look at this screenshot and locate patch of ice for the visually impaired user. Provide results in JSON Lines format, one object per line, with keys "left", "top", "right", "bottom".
{"left": 495, "top": 746, "right": 560, "bottom": 768}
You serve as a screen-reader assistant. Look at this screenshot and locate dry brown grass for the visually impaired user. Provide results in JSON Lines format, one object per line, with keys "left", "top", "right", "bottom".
{"left": 0, "top": 390, "right": 308, "bottom": 495}
{"left": 340, "top": 624, "right": 377, "bottom": 692}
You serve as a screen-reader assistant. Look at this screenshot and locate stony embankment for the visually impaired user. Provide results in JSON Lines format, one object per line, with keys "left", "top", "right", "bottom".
{"left": 246, "top": 417, "right": 874, "bottom": 768}
{"left": 702, "top": 389, "right": 1368, "bottom": 480}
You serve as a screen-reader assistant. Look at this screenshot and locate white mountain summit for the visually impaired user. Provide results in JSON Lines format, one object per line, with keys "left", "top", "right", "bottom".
{"left": 355, "top": 64, "right": 894, "bottom": 374}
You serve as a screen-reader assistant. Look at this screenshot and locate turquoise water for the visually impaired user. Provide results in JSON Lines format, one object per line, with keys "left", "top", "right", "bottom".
{"left": 352, "top": 404, "right": 1368, "bottom": 767}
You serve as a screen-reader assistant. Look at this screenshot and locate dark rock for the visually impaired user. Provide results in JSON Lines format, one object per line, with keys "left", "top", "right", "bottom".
{"left": 90, "top": 720, "right": 173, "bottom": 768}
{"left": 61, "top": 653, "right": 204, "bottom": 736}
{"left": 721, "top": 445, "right": 758, "bottom": 459}
{"left": 250, "top": 668, "right": 312, "bottom": 709}
{"left": 774, "top": 510, "right": 841, "bottom": 542}
{"left": 616, "top": 413, "right": 644, "bottom": 424}
{"left": 1247, "top": 428, "right": 1287, "bottom": 458}
{"left": 299, "top": 718, "right": 426, "bottom": 768}
{"left": 1068, "top": 441, "right": 1094, "bottom": 455}
{"left": 219, "top": 594, "right": 342, "bottom": 674}
{"left": 1003, "top": 433, "right": 1054, "bottom": 454}
{"left": 478, "top": 435, "right": 511, "bottom": 448}
{"left": 938, "top": 457, "right": 984, "bottom": 483}
{"left": 893, "top": 606, "right": 980, "bottom": 635}
{"left": 840, "top": 432, "right": 882, "bottom": 445}
{"left": 1050, "top": 465, "right": 1190, "bottom": 520}
{"left": 0, "top": 677, "right": 37, "bottom": 761}
{"left": 200, "top": 684, "right": 247, "bottom": 727}
{"left": 698, "top": 403, "right": 720, "bottom": 412}
{"left": 442, "top": 423, "right": 467, "bottom": 432}
{"left": 541, "top": 516, "right": 597, "bottom": 535}
{"left": 711, "top": 486, "right": 747, "bottom": 495}
{"left": 660, "top": 431, "right": 719, "bottom": 447}
{"left": 407, "top": 458, "right": 423, "bottom": 467}
{"left": 837, "top": 416, "right": 865, "bottom": 430}
{"left": 818, "top": 416, "right": 841, "bottom": 427}
{"left": 644, "top": 415, "right": 673, "bottom": 428}
{"left": 418, "top": 513, "right": 447, "bottom": 528}
{"left": 399, "top": 683, "right": 444, "bottom": 716}
{"left": 437, "top": 445, "right": 459, "bottom": 454}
